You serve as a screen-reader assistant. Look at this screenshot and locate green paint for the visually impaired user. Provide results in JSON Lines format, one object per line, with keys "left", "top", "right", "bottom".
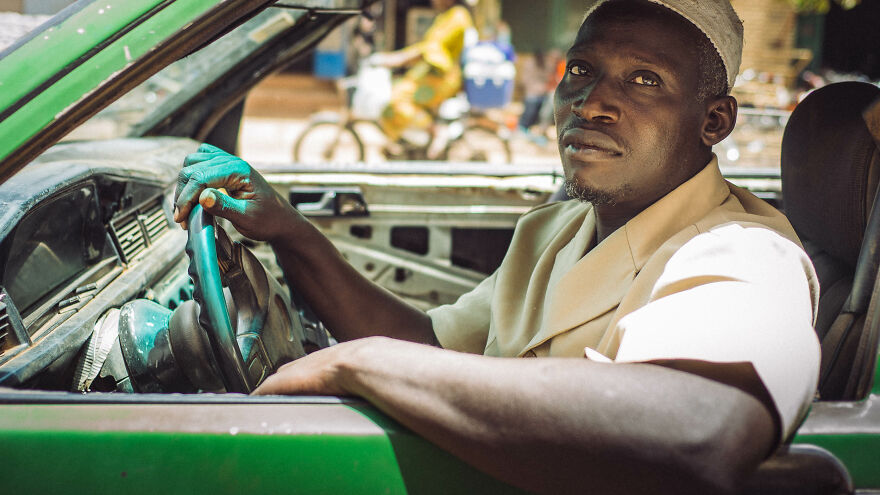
{"left": 794, "top": 433, "right": 880, "bottom": 488}
{"left": 3, "top": 429, "right": 409, "bottom": 494}
{"left": 0, "top": 1, "right": 163, "bottom": 111}
{"left": 189, "top": 202, "right": 248, "bottom": 391}
{"left": 0, "top": 0, "right": 222, "bottom": 167}
{"left": 347, "top": 403, "right": 528, "bottom": 494}
{"left": 872, "top": 352, "right": 880, "bottom": 395}
{"left": 190, "top": 203, "right": 234, "bottom": 336}
{"left": 197, "top": 144, "right": 250, "bottom": 216}
{"left": 0, "top": 403, "right": 526, "bottom": 494}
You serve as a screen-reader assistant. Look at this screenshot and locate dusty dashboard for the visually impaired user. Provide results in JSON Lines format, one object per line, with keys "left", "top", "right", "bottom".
{"left": 0, "top": 137, "right": 196, "bottom": 390}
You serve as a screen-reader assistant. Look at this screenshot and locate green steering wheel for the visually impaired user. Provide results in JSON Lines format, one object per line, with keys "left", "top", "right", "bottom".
{"left": 186, "top": 203, "right": 252, "bottom": 393}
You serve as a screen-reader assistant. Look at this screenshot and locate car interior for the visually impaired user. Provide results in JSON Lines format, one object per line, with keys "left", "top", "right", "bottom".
{"left": 545, "top": 81, "right": 880, "bottom": 494}
{"left": 741, "top": 81, "right": 880, "bottom": 494}
{"left": 782, "top": 81, "right": 880, "bottom": 403}
{"left": 0, "top": 2, "right": 365, "bottom": 395}
{"left": 0, "top": 1, "right": 878, "bottom": 490}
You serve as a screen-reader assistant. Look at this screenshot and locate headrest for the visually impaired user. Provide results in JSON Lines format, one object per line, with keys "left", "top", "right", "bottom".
{"left": 782, "top": 82, "right": 880, "bottom": 268}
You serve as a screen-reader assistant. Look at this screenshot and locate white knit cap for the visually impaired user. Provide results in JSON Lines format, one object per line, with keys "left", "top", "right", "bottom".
{"left": 583, "top": 0, "right": 744, "bottom": 89}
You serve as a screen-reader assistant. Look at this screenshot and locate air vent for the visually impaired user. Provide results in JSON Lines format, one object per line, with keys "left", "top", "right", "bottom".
{"left": 140, "top": 200, "right": 169, "bottom": 243}
{"left": 112, "top": 212, "right": 146, "bottom": 264}
{"left": 0, "top": 301, "right": 15, "bottom": 355}
{"left": 111, "top": 197, "right": 171, "bottom": 265}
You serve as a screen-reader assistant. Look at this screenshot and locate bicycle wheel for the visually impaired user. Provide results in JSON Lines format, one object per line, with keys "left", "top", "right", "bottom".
{"left": 444, "top": 124, "right": 512, "bottom": 164}
{"left": 293, "top": 121, "right": 365, "bottom": 164}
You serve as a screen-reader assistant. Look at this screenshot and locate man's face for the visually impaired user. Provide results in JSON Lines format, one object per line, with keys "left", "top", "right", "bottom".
{"left": 554, "top": 10, "right": 711, "bottom": 211}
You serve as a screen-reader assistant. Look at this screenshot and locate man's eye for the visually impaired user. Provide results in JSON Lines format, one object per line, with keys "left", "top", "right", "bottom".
{"left": 568, "top": 63, "right": 591, "bottom": 77}
{"left": 631, "top": 74, "right": 660, "bottom": 86}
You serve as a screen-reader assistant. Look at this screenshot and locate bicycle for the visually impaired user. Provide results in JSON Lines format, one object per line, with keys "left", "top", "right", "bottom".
{"left": 293, "top": 63, "right": 513, "bottom": 164}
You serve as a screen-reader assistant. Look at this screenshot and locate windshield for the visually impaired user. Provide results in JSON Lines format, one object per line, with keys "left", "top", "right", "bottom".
{"left": 64, "top": 7, "right": 306, "bottom": 142}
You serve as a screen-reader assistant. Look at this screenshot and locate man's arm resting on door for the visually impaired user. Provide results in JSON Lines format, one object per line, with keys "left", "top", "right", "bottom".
{"left": 254, "top": 337, "right": 775, "bottom": 495}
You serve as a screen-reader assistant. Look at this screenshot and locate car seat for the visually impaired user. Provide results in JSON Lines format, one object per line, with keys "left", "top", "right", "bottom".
{"left": 740, "top": 81, "right": 880, "bottom": 495}
{"left": 781, "top": 81, "right": 880, "bottom": 401}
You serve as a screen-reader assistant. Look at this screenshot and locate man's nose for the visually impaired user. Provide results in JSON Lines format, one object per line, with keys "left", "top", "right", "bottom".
{"left": 572, "top": 76, "right": 620, "bottom": 123}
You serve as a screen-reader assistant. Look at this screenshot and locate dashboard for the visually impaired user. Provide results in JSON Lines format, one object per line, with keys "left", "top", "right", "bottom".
{"left": 0, "top": 138, "right": 195, "bottom": 390}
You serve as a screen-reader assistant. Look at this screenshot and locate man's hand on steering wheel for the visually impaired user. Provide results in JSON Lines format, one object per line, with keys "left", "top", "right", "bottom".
{"left": 174, "top": 143, "right": 299, "bottom": 242}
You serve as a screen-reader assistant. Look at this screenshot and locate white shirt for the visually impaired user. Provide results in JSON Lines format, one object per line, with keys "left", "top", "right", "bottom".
{"left": 429, "top": 157, "right": 820, "bottom": 441}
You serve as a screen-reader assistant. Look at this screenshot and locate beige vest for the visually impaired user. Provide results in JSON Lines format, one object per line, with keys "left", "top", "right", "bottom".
{"left": 430, "top": 157, "right": 808, "bottom": 359}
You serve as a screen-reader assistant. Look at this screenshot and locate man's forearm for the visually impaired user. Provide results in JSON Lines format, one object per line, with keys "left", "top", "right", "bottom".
{"left": 269, "top": 219, "right": 437, "bottom": 345}
{"left": 337, "top": 339, "right": 775, "bottom": 495}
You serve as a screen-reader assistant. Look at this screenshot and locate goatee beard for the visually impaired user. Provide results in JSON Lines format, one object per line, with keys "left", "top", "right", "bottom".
{"left": 564, "top": 177, "right": 621, "bottom": 206}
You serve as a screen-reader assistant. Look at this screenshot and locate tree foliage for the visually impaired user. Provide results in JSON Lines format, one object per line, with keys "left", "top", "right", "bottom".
{"left": 788, "top": 0, "right": 862, "bottom": 13}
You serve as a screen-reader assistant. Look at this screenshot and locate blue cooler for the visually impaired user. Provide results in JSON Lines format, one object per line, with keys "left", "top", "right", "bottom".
{"left": 313, "top": 50, "right": 346, "bottom": 79}
{"left": 313, "top": 25, "right": 347, "bottom": 79}
{"left": 463, "top": 42, "right": 516, "bottom": 109}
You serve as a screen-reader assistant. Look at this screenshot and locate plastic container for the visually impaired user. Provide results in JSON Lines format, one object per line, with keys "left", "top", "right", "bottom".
{"left": 314, "top": 50, "right": 346, "bottom": 79}
{"left": 462, "top": 42, "right": 516, "bottom": 109}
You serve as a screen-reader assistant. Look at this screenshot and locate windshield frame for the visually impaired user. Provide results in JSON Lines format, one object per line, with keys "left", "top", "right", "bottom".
{"left": 0, "top": 0, "right": 276, "bottom": 184}
{"left": 71, "top": 7, "right": 312, "bottom": 144}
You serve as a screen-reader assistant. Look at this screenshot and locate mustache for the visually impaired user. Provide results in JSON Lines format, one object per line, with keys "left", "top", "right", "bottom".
{"left": 559, "top": 124, "right": 626, "bottom": 155}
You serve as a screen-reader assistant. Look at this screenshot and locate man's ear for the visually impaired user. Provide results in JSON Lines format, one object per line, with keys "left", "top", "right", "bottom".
{"left": 701, "top": 95, "right": 737, "bottom": 146}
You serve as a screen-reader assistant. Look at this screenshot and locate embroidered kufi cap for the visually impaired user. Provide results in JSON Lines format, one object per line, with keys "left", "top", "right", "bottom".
{"left": 583, "top": 0, "right": 744, "bottom": 90}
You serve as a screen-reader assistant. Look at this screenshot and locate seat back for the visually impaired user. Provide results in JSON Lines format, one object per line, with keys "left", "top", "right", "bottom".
{"left": 781, "top": 81, "right": 880, "bottom": 400}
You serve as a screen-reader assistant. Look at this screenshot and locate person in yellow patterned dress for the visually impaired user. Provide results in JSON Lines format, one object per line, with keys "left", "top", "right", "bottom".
{"left": 370, "top": 0, "right": 474, "bottom": 151}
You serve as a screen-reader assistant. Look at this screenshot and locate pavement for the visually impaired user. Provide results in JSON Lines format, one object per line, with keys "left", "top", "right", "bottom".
{"left": 239, "top": 74, "right": 563, "bottom": 167}
{"left": 239, "top": 74, "right": 784, "bottom": 170}
{"left": 238, "top": 116, "right": 563, "bottom": 166}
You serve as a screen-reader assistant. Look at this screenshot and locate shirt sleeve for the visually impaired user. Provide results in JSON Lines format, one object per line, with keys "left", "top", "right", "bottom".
{"left": 613, "top": 223, "right": 821, "bottom": 441}
{"left": 428, "top": 270, "right": 496, "bottom": 354}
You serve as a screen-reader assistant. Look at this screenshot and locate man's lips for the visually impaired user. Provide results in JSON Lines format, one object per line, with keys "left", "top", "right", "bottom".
{"left": 560, "top": 128, "right": 624, "bottom": 158}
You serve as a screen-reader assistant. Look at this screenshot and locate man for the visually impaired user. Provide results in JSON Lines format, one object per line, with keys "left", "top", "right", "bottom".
{"left": 174, "top": 1, "right": 820, "bottom": 492}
